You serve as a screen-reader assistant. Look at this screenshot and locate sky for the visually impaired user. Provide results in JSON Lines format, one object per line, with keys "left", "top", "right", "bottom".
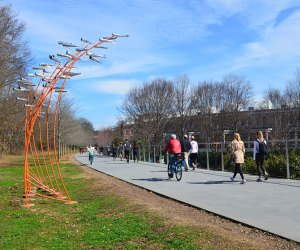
{"left": 3, "top": 0, "right": 300, "bottom": 129}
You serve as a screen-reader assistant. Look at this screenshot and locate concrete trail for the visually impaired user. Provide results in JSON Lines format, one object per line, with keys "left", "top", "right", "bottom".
{"left": 75, "top": 153, "right": 300, "bottom": 243}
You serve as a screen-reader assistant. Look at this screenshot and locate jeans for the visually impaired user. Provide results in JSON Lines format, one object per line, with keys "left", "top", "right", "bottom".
{"left": 255, "top": 153, "right": 267, "bottom": 177}
{"left": 169, "top": 155, "right": 176, "bottom": 176}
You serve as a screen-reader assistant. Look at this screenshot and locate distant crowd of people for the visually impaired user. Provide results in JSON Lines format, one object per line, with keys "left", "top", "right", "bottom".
{"left": 82, "top": 130, "right": 269, "bottom": 183}
{"left": 111, "top": 139, "right": 139, "bottom": 164}
{"left": 85, "top": 139, "right": 140, "bottom": 164}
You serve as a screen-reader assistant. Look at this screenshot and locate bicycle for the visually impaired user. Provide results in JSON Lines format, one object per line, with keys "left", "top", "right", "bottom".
{"left": 167, "top": 153, "right": 183, "bottom": 181}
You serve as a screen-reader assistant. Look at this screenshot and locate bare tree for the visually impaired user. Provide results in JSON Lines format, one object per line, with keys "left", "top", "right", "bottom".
{"left": 220, "top": 74, "right": 253, "bottom": 132}
{"left": 0, "top": 5, "right": 31, "bottom": 156}
{"left": 192, "top": 75, "right": 252, "bottom": 142}
{"left": 0, "top": 5, "right": 31, "bottom": 91}
{"left": 264, "top": 88, "right": 284, "bottom": 109}
{"left": 56, "top": 97, "right": 95, "bottom": 147}
{"left": 192, "top": 80, "right": 223, "bottom": 142}
{"left": 121, "top": 78, "right": 174, "bottom": 145}
{"left": 285, "top": 69, "right": 300, "bottom": 108}
{"left": 172, "top": 74, "right": 194, "bottom": 136}
{"left": 262, "top": 88, "right": 289, "bottom": 139}
{"left": 282, "top": 69, "right": 300, "bottom": 139}
{"left": 96, "top": 128, "right": 116, "bottom": 147}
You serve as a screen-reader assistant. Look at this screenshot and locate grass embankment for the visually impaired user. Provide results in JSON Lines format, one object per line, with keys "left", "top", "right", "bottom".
{"left": 0, "top": 155, "right": 258, "bottom": 250}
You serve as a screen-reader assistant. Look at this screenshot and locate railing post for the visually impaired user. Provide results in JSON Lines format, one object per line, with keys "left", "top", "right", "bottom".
{"left": 206, "top": 143, "right": 210, "bottom": 170}
{"left": 221, "top": 142, "right": 224, "bottom": 172}
{"left": 159, "top": 146, "right": 162, "bottom": 164}
{"left": 285, "top": 140, "right": 290, "bottom": 179}
{"left": 148, "top": 144, "right": 151, "bottom": 163}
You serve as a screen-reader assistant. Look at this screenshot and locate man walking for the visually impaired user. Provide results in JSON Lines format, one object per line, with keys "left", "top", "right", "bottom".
{"left": 181, "top": 135, "right": 191, "bottom": 171}
{"left": 124, "top": 139, "right": 131, "bottom": 164}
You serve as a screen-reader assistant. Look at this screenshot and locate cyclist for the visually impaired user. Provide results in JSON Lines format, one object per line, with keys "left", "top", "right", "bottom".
{"left": 163, "top": 134, "right": 181, "bottom": 179}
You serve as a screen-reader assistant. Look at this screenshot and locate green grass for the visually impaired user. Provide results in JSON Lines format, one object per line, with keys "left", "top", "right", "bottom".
{"left": 0, "top": 155, "right": 257, "bottom": 250}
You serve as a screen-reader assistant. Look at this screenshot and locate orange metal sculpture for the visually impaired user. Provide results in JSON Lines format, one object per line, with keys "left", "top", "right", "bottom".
{"left": 16, "top": 34, "right": 128, "bottom": 207}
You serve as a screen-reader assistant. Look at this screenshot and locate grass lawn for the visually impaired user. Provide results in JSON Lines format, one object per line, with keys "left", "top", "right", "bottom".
{"left": 0, "top": 155, "right": 259, "bottom": 250}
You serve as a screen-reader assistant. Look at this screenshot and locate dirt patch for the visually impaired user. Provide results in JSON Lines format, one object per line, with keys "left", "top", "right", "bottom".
{"left": 68, "top": 155, "right": 299, "bottom": 250}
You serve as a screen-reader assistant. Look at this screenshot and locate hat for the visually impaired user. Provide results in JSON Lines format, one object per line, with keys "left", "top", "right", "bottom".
{"left": 171, "top": 134, "right": 176, "bottom": 139}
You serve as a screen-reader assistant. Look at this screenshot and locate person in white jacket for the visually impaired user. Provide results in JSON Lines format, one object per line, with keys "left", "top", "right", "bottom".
{"left": 189, "top": 136, "right": 198, "bottom": 170}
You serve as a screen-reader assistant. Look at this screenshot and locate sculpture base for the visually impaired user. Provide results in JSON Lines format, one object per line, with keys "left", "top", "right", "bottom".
{"left": 64, "top": 200, "right": 78, "bottom": 205}
{"left": 21, "top": 203, "right": 35, "bottom": 208}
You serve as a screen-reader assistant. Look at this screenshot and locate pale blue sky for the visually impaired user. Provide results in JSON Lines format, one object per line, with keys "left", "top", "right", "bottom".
{"left": 4, "top": 0, "right": 300, "bottom": 129}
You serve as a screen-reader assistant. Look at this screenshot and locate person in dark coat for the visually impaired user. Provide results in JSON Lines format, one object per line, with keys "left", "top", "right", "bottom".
{"left": 181, "top": 135, "right": 191, "bottom": 171}
{"left": 124, "top": 139, "right": 131, "bottom": 163}
{"left": 133, "top": 142, "right": 139, "bottom": 163}
{"left": 112, "top": 144, "right": 117, "bottom": 161}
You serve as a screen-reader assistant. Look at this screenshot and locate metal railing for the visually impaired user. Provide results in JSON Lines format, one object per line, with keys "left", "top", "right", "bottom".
{"left": 102, "top": 139, "right": 300, "bottom": 180}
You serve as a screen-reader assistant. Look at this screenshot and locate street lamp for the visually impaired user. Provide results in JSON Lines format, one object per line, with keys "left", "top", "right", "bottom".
{"left": 265, "top": 128, "right": 272, "bottom": 141}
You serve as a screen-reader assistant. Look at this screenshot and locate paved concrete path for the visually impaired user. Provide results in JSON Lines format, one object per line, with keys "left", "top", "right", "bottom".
{"left": 75, "top": 153, "right": 300, "bottom": 243}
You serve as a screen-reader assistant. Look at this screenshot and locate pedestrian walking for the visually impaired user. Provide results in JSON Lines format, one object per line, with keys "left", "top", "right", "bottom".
{"left": 119, "top": 143, "right": 124, "bottom": 161}
{"left": 229, "top": 133, "right": 246, "bottom": 184}
{"left": 99, "top": 145, "right": 104, "bottom": 156}
{"left": 88, "top": 146, "right": 95, "bottom": 165}
{"left": 189, "top": 135, "right": 198, "bottom": 170}
{"left": 112, "top": 144, "right": 117, "bottom": 161}
{"left": 87, "top": 145, "right": 92, "bottom": 161}
{"left": 133, "top": 142, "right": 139, "bottom": 163}
{"left": 181, "top": 134, "right": 191, "bottom": 171}
{"left": 253, "top": 131, "right": 269, "bottom": 182}
{"left": 124, "top": 139, "right": 131, "bottom": 163}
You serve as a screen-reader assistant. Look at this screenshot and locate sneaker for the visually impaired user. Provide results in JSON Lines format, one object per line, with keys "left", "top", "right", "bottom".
{"left": 240, "top": 179, "right": 246, "bottom": 184}
{"left": 264, "top": 173, "right": 269, "bottom": 180}
{"left": 185, "top": 169, "right": 189, "bottom": 172}
{"left": 230, "top": 177, "right": 234, "bottom": 182}
{"left": 257, "top": 177, "right": 262, "bottom": 182}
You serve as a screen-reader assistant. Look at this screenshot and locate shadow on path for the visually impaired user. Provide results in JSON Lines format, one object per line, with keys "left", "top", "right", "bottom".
{"left": 188, "top": 180, "right": 234, "bottom": 185}
{"left": 131, "top": 177, "right": 166, "bottom": 182}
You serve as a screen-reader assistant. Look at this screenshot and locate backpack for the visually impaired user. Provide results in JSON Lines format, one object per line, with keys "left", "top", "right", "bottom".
{"left": 257, "top": 140, "right": 268, "bottom": 155}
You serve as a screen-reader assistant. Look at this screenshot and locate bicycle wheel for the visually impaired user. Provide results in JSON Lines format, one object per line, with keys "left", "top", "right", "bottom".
{"left": 175, "top": 161, "right": 182, "bottom": 181}
{"left": 167, "top": 161, "right": 171, "bottom": 178}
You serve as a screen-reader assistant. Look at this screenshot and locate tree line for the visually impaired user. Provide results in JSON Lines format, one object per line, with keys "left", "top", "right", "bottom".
{"left": 118, "top": 71, "right": 300, "bottom": 146}
{"left": 0, "top": 5, "right": 95, "bottom": 157}
{"left": 3, "top": 4, "right": 300, "bottom": 157}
